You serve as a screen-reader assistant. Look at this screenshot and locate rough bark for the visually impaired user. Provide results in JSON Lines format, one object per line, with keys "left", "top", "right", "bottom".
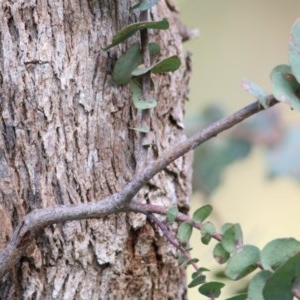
{"left": 0, "top": 0, "right": 192, "bottom": 299}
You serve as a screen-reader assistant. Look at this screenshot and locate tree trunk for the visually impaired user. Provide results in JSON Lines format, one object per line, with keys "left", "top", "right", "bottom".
{"left": 0, "top": 0, "right": 192, "bottom": 299}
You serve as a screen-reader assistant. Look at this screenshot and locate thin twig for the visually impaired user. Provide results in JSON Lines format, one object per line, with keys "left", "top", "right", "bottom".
{"left": 146, "top": 212, "right": 200, "bottom": 273}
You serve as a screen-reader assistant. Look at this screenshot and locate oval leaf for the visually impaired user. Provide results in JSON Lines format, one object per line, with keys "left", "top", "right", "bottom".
{"left": 188, "top": 275, "right": 206, "bottom": 288}
{"left": 270, "top": 64, "right": 300, "bottom": 111}
{"left": 198, "top": 282, "right": 225, "bottom": 298}
{"left": 225, "top": 245, "right": 260, "bottom": 280}
{"left": 213, "top": 242, "right": 230, "bottom": 264}
{"left": 177, "top": 222, "right": 193, "bottom": 244}
{"left": 263, "top": 252, "right": 300, "bottom": 300}
{"left": 261, "top": 238, "right": 300, "bottom": 271}
{"left": 103, "top": 18, "right": 169, "bottom": 50}
{"left": 248, "top": 271, "right": 272, "bottom": 300}
{"left": 113, "top": 43, "right": 141, "bottom": 85}
{"left": 167, "top": 206, "right": 179, "bottom": 223}
{"left": 192, "top": 204, "right": 213, "bottom": 222}
{"left": 221, "top": 224, "right": 243, "bottom": 253}
{"left": 241, "top": 78, "right": 270, "bottom": 108}
{"left": 201, "top": 221, "right": 216, "bottom": 245}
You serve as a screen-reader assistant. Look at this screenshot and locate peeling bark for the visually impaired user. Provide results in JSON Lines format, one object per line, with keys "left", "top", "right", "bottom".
{"left": 0, "top": 0, "right": 192, "bottom": 299}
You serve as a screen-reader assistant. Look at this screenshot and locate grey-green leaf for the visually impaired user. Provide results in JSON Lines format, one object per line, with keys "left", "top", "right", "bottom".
{"left": 198, "top": 282, "right": 225, "bottom": 298}
{"left": 167, "top": 206, "right": 179, "bottom": 223}
{"left": 113, "top": 42, "right": 161, "bottom": 85}
{"left": 248, "top": 271, "right": 272, "bottom": 300}
{"left": 103, "top": 18, "right": 169, "bottom": 50}
{"left": 289, "top": 18, "right": 300, "bottom": 84}
{"left": 192, "top": 204, "right": 213, "bottom": 222}
{"left": 213, "top": 242, "right": 230, "bottom": 264}
{"left": 177, "top": 222, "right": 193, "bottom": 244}
{"left": 261, "top": 238, "right": 300, "bottom": 271}
{"left": 132, "top": 55, "right": 181, "bottom": 76}
{"left": 113, "top": 43, "right": 141, "bottom": 85}
{"left": 241, "top": 78, "right": 270, "bottom": 109}
{"left": 221, "top": 224, "right": 243, "bottom": 253}
{"left": 130, "top": 125, "right": 150, "bottom": 133}
{"left": 263, "top": 251, "right": 300, "bottom": 300}
{"left": 201, "top": 221, "right": 216, "bottom": 245}
{"left": 188, "top": 275, "right": 206, "bottom": 288}
{"left": 131, "top": 0, "right": 158, "bottom": 11}
{"left": 225, "top": 245, "right": 260, "bottom": 280}
{"left": 270, "top": 64, "right": 300, "bottom": 111}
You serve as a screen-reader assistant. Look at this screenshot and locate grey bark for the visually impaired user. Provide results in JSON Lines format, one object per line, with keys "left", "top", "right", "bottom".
{"left": 0, "top": 0, "right": 192, "bottom": 299}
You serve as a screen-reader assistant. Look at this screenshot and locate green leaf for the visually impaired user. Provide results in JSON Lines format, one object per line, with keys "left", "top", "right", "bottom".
{"left": 225, "top": 294, "right": 247, "bottom": 300}
{"left": 130, "top": 125, "right": 150, "bottom": 133}
{"left": 113, "top": 43, "right": 141, "bottom": 85}
{"left": 225, "top": 245, "right": 260, "bottom": 280}
{"left": 186, "top": 258, "right": 199, "bottom": 266}
{"left": 188, "top": 275, "right": 206, "bottom": 288}
{"left": 263, "top": 251, "right": 300, "bottom": 300}
{"left": 213, "top": 243, "right": 230, "bottom": 264}
{"left": 130, "top": 80, "right": 157, "bottom": 109}
{"left": 270, "top": 64, "right": 300, "bottom": 111}
{"left": 198, "top": 282, "right": 225, "bottom": 298}
{"left": 289, "top": 18, "right": 300, "bottom": 84}
{"left": 201, "top": 221, "right": 216, "bottom": 245}
{"left": 192, "top": 204, "right": 213, "bottom": 223}
{"left": 221, "top": 224, "right": 243, "bottom": 253}
{"left": 103, "top": 18, "right": 169, "bottom": 50}
{"left": 248, "top": 271, "right": 272, "bottom": 300}
{"left": 241, "top": 78, "right": 270, "bottom": 108}
{"left": 178, "top": 255, "right": 186, "bottom": 265}
{"left": 167, "top": 206, "right": 178, "bottom": 223}
{"left": 261, "top": 238, "right": 300, "bottom": 271}
{"left": 134, "top": 98, "right": 157, "bottom": 109}
{"left": 131, "top": 0, "right": 158, "bottom": 11}
{"left": 113, "top": 42, "right": 161, "bottom": 85}
{"left": 132, "top": 55, "right": 181, "bottom": 76}
{"left": 177, "top": 222, "right": 193, "bottom": 244}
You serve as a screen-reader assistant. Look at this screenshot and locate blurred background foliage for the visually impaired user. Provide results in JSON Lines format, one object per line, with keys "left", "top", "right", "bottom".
{"left": 174, "top": 0, "right": 300, "bottom": 298}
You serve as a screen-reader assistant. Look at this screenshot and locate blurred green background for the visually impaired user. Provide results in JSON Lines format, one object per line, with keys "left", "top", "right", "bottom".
{"left": 175, "top": 1, "right": 300, "bottom": 298}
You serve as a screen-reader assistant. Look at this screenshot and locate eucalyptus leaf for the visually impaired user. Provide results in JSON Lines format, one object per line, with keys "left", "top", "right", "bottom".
{"left": 248, "top": 271, "right": 272, "bottom": 300}
{"left": 130, "top": 125, "right": 150, "bottom": 133}
{"left": 132, "top": 55, "right": 181, "bottom": 76}
{"left": 103, "top": 18, "right": 169, "bottom": 50}
{"left": 225, "top": 245, "right": 260, "bottom": 280}
{"left": 270, "top": 64, "right": 300, "bottom": 111}
{"left": 261, "top": 238, "right": 300, "bottom": 271}
{"left": 241, "top": 78, "right": 270, "bottom": 108}
{"left": 221, "top": 224, "right": 243, "bottom": 253}
{"left": 263, "top": 251, "right": 300, "bottom": 300}
{"left": 167, "top": 206, "right": 179, "bottom": 223}
{"left": 131, "top": 0, "right": 158, "bottom": 11}
{"left": 113, "top": 42, "right": 161, "bottom": 85}
{"left": 213, "top": 242, "right": 230, "bottom": 264}
{"left": 192, "top": 204, "right": 213, "bottom": 223}
{"left": 188, "top": 275, "right": 206, "bottom": 288}
{"left": 177, "top": 222, "right": 193, "bottom": 244}
{"left": 201, "top": 221, "right": 216, "bottom": 245}
{"left": 198, "top": 282, "right": 225, "bottom": 298}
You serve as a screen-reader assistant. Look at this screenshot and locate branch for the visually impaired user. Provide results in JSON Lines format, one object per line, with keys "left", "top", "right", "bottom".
{"left": 0, "top": 98, "right": 278, "bottom": 278}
